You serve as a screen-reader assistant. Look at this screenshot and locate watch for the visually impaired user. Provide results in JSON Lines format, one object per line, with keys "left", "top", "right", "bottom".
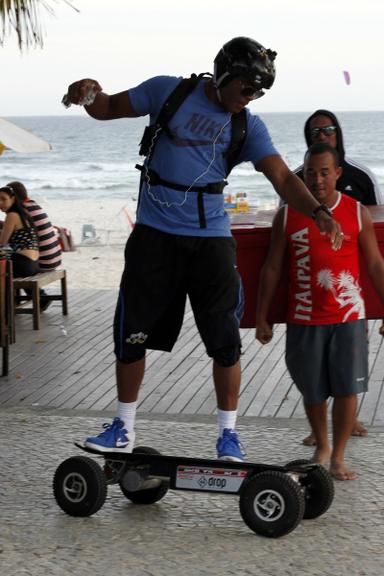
{"left": 311, "top": 204, "right": 333, "bottom": 220}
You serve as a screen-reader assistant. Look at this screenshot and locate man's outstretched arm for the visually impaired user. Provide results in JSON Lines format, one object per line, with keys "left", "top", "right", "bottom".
{"left": 65, "top": 78, "right": 139, "bottom": 120}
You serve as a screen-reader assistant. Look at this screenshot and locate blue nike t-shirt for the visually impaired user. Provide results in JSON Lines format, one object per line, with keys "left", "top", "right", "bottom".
{"left": 129, "top": 76, "right": 279, "bottom": 236}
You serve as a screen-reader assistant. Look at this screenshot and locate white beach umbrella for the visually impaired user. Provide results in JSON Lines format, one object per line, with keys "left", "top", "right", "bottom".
{"left": 0, "top": 117, "right": 51, "bottom": 154}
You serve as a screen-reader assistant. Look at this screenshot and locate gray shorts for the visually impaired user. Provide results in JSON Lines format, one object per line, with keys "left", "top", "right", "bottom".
{"left": 285, "top": 320, "right": 368, "bottom": 405}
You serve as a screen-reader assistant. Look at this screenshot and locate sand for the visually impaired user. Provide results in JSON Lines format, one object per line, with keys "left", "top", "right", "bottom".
{"left": 61, "top": 243, "right": 125, "bottom": 290}
{"left": 28, "top": 196, "right": 136, "bottom": 290}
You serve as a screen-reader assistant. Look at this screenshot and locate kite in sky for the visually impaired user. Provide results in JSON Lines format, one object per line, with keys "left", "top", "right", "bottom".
{"left": 343, "top": 70, "right": 351, "bottom": 85}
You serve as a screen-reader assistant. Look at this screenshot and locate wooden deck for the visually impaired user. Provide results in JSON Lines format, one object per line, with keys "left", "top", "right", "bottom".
{"left": 1, "top": 288, "right": 383, "bottom": 426}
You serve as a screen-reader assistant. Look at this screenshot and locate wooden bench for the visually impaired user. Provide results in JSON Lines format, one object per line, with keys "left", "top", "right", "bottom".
{"left": 14, "top": 269, "right": 68, "bottom": 330}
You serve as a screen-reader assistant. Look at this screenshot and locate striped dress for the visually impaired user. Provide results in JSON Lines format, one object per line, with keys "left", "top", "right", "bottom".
{"left": 23, "top": 200, "right": 62, "bottom": 269}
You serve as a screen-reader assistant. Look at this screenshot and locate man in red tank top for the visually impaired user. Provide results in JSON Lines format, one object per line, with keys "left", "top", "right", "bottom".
{"left": 256, "top": 143, "right": 384, "bottom": 480}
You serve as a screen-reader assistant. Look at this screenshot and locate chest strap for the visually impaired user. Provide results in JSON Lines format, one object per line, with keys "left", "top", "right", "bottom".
{"left": 135, "top": 165, "right": 227, "bottom": 228}
{"left": 136, "top": 164, "right": 227, "bottom": 193}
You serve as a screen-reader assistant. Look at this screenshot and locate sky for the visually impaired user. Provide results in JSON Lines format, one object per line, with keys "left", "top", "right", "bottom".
{"left": 1, "top": 0, "right": 383, "bottom": 116}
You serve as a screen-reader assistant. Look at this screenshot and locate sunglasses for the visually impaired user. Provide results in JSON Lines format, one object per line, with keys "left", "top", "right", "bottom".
{"left": 310, "top": 125, "right": 337, "bottom": 138}
{"left": 237, "top": 80, "right": 265, "bottom": 100}
{"left": 242, "top": 87, "right": 265, "bottom": 100}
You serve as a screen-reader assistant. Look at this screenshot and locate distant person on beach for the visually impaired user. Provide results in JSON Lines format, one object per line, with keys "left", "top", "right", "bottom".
{"left": 64, "top": 36, "right": 342, "bottom": 460}
{"left": 0, "top": 184, "right": 40, "bottom": 277}
{"left": 295, "top": 110, "right": 384, "bottom": 445}
{"left": 256, "top": 143, "right": 384, "bottom": 480}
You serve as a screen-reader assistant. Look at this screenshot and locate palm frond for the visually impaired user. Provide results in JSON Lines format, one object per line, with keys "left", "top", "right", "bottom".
{"left": 0, "top": 0, "right": 78, "bottom": 50}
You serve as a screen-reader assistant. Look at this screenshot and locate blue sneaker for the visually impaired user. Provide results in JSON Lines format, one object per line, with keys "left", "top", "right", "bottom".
{"left": 216, "top": 428, "right": 246, "bottom": 462}
{"left": 84, "top": 417, "right": 135, "bottom": 453}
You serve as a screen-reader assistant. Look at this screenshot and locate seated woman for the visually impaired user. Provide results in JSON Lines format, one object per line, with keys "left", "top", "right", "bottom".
{"left": 0, "top": 184, "right": 40, "bottom": 278}
{"left": 6, "top": 181, "right": 62, "bottom": 270}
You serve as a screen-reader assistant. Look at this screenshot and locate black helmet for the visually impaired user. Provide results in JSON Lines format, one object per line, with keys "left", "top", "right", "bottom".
{"left": 213, "top": 36, "right": 277, "bottom": 90}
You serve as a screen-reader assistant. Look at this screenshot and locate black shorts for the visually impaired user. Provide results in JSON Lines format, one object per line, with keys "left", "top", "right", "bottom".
{"left": 12, "top": 253, "right": 40, "bottom": 277}
{"left": 114, "top": 225, "right": 244, "bottom": 362}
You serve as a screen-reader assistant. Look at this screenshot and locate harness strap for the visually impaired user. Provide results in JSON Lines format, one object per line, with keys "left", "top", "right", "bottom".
{"left": 225, "top": 108, "right": 247, "bottom": 174}
{"left": 135, "top": 165, "right": 227, "bottom": 194}
{"left": 135, "top": 165, "right": 227, "bottom": 229}
{"left": 197, "top": 192, "right": 206, "bottom": 228}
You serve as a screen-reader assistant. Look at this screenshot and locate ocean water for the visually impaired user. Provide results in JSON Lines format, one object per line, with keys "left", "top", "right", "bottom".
{"left": 2, "top": 112, "right": 384, "bottom": 242}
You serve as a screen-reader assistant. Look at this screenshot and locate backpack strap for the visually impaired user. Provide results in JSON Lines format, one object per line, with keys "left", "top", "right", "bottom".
{"left": 135, "top": 165, "right": 226, "bottom": 194}
{"left": 155, "top": 75, "right": 200, "bottom": 133}
{"left": 138, "top": 73, "right": 209, "bottom": 158}
{"left": 225, "top": 108, "right": 247, "bottom": 176}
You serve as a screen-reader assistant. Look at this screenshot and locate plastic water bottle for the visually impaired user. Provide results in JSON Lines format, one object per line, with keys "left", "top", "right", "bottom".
{"left": 62, "top": 86, "right": 97, "bottom": 108}
{"left": 79, "top": 87, "right": 98, "bottom": 106}
{"left": 236, "top": 192, "right": 249, "bottom": 212}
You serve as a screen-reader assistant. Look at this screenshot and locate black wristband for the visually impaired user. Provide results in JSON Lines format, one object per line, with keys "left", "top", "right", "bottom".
{"left": 311, "top": 204, "right": 333, "bottom": 220}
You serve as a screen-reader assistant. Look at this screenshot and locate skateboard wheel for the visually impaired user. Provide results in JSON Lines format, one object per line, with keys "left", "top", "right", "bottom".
{"left": 53, "top": 455, "right": 107, "bottom": 517}
{"left": 239, "top": 470, "right": 305, "bottom": 537}
{"left": 285, "top": 459, "right": 334, "bottom": 519}
{"left": 119, "top": 446, "right": 169, "bottom": 504}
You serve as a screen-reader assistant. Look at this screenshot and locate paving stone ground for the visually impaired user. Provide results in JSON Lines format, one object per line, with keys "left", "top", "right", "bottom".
{"left": 0, "top": 408, "right": 383, "bottom": 576}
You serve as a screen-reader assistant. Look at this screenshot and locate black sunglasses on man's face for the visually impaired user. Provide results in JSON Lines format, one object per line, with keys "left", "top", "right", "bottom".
{"left": 235, "top": 79, "right": 265, "bottom": 100}
{"left": 310, "top": 125, "right": 337, "bottom": 139}
{"left": 241, "top": 86, "right": 264, "bottom": 99}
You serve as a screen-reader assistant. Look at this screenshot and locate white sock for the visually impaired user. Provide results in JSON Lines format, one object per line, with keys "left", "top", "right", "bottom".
{"left": 117, "top": 400, "right": 137, "bottom": 433}
{"left": 217, "top": 409, "right": 238, "bottom": 437}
